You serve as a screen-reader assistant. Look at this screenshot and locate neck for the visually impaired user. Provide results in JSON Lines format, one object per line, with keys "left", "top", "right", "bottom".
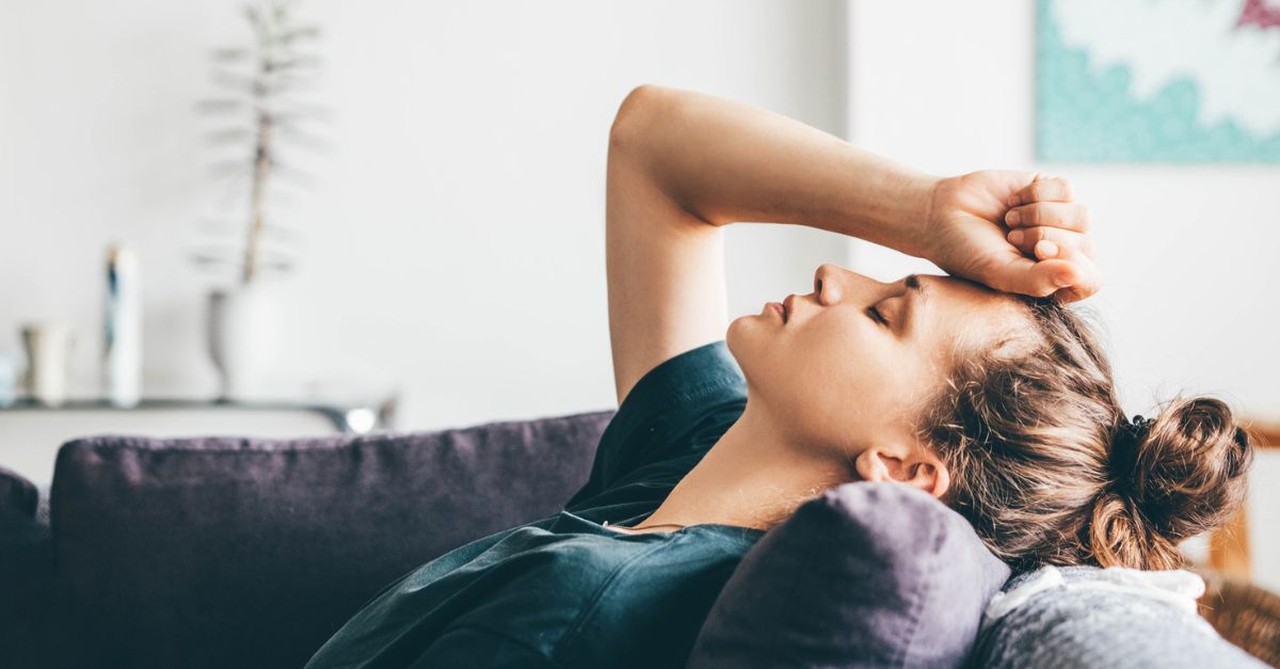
{"left": 638, "top": 400, "right": 855, "bottom": 531}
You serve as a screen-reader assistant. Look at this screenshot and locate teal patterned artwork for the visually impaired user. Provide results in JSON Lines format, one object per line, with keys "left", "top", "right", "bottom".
{"left": 1036, "top": 0, "right": 1280, "bottom": 163}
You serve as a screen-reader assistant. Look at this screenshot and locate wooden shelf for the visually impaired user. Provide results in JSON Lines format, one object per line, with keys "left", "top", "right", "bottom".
{"left": 1206, "top": 417, "right": 1280, "bottom": 579}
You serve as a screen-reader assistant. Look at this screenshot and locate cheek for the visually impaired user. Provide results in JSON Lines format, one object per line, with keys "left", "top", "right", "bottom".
{"left": 761, "top": 325, "right": 902, "bottom": 452}
{"left": 800, "top": 313, "right": 892, "bottom": 374}
{"left": 776, "top": 315, "right": 894, "bottom": 410}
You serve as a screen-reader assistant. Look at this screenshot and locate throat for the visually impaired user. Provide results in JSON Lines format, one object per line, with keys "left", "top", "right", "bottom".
{"left": 638, "top": 407, "right": 852, "bottom": 531}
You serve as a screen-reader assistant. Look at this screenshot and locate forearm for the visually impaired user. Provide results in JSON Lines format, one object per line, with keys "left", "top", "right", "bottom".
{"left": 614, "top": 85, "right": 939, "bottom": 258}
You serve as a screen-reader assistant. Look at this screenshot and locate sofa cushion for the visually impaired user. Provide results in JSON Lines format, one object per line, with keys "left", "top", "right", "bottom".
{"left": 0, "top": 465, "right": 37, "bottom": 522}
{"left": 47, "top": 409, "right": 613, "bottom": 669}
{"left": 686, "top": 481, "right": 1011, "bottom": 669}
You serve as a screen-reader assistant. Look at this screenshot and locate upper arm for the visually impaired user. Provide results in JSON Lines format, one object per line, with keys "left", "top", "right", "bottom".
{"left": 605, "top": 85, "right": 729, "bottom": 405}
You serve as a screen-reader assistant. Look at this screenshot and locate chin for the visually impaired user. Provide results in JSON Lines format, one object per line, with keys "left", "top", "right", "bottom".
{"left": 724, "top": 315, "right": 757, "bottom": 359}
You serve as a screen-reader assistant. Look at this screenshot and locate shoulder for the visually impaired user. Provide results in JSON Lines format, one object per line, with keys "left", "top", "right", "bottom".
{"left": 565, "top": 341, "right": 746, "bottom": 511}
{"left": 624, "top": 339, "right": 744, "bottom": 406}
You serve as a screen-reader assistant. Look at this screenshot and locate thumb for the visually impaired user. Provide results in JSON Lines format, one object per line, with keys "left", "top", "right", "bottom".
{"left": 983, "top": 255, "right": 1077, "bottom": 298}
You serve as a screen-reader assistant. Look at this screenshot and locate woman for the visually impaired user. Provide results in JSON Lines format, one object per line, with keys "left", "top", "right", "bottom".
{"left": 306, "top": 85, "right": 1254, "bottom": 668}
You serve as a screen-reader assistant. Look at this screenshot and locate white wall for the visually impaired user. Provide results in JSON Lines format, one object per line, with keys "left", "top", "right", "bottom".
{"left": 0, "top": 0, "right": 849, "bottom": 430}
{"left": 847, "top": 0, "right": 1279, "bottom": 588}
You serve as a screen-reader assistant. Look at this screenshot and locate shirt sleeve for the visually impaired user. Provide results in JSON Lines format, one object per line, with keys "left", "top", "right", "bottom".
{"left": 563, "top": 340, "right": 747, "bottom": 511}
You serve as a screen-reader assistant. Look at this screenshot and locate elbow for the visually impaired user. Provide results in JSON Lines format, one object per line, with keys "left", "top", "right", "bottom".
{"left": 608, "top": 84, "right": 668, "bottom": 153}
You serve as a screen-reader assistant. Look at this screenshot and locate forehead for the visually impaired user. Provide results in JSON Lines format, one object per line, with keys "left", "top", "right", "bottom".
{"left": 919, "top": 274, "right": 1030, "bottom": 352}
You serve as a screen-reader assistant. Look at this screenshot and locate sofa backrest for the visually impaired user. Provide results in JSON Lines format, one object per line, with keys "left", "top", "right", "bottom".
{"left": 45, "top": 410, "right": 613, "bottom": 669}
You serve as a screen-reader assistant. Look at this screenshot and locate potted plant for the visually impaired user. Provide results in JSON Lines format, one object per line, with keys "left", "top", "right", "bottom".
{"left": 196, "top": 0, "right": 324, "bottom": 400}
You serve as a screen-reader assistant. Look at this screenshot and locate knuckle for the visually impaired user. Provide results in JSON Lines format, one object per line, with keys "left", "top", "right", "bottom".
{"left": 1057, "top": 177, "right": 1074, "bottom": 200}
{"left": 1083, "top": 236, "right": 1097, "bottom": 257}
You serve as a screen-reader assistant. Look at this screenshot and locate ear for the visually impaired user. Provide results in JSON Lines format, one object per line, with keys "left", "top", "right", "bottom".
{"left": 854, "top": 445, "right": 950, "bottom": 500}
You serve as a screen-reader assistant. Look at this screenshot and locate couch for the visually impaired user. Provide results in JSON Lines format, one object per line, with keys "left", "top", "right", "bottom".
{"left": 0, "top": 409, "right": 1268, "bottom": 668}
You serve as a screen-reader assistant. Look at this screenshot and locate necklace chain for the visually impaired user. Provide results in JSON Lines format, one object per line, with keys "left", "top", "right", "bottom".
{"left": 603, "top": 520, "right": 688, "bottom": 531}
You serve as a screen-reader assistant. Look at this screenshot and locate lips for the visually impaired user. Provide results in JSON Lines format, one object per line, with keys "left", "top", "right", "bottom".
{"left": 782, "top": 294, "right": 797, "bottom": 322}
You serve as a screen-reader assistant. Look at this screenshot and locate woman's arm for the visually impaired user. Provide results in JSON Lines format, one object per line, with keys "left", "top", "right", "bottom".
{"left": 606, "top": 87, "right": 734, "bottom": 404}
{"left": 615, "top": 84, "right": 936, "bottom": 256}
{"left": 618, "top": 84, "right": 1100, "bottom": 299}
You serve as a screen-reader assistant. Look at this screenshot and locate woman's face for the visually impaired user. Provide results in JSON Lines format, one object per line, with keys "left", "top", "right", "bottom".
{"left": 726, "top": 263, "right": 1030, "bottom": 466}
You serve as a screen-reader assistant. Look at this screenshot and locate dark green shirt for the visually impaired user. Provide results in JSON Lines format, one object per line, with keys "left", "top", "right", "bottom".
{"left": 305, "top": 340, "right": 765, "bottom": 669}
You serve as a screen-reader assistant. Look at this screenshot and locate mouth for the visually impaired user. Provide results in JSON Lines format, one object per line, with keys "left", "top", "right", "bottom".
{"left": 766, "top": 302, "right": 785, "bottom": 322}
{"left": 782, "top": 294, "right": 797, "bottom": 323}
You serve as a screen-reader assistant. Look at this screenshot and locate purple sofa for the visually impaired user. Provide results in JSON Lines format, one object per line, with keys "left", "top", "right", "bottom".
{"left": 0, "top": 410, "right": 613, "bottom": 669}
{"left": 0, "top": 410, "right": 1264, "bottom": 669}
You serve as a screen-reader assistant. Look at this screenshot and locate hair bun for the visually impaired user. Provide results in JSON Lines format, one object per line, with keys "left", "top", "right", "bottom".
{"left": 1091, "top": 396, "right": 1253, "bottom": 569}
{"left": 1116, "top": 396, "right": 1253, "bottom": 540}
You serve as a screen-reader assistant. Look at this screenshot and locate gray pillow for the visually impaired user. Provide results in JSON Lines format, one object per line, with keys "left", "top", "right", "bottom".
{"left": 974, "top": 565, "right": 1268, "bottom": 668}
{"left": 686, "top": 481, "right": 1011, "bottom": 669}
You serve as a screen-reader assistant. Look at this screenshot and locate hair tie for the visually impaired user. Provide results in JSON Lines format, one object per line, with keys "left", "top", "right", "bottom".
{"left": 1109, "top": 413, "right": 1154, "bottom": 485}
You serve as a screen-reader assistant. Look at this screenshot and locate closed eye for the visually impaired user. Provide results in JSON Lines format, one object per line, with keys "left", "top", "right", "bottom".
{"left": 867, "top": 305, "right": 889, "bottom": 326}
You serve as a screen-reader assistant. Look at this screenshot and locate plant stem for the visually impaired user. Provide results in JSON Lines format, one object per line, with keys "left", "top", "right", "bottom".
{"left": 242, "top": 7, "right": 276, "bottom": 287}
{"left": 243, "top": 113, "right": 272, "bottom": 285}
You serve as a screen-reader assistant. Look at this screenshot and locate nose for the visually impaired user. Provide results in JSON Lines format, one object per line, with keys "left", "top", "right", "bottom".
{"left": 813, "top": 263, "right": 883, "bottom": 307}
{"left": 814, "top": 263, "right": 849, "bottom": 306}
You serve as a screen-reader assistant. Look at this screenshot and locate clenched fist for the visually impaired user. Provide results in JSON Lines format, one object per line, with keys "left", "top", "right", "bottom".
{"left": 922, "top": 171, "right": 1101, "bottom": 303}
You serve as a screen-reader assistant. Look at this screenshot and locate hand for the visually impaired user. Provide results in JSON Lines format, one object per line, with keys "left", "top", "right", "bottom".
{"left": 922, "top": 171, "right": 1101, "bottom": 303}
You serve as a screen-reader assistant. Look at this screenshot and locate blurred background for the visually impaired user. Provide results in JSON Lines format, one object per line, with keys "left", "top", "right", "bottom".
{"left": 1, "top": 1, "right": 1276, "bottom": 583}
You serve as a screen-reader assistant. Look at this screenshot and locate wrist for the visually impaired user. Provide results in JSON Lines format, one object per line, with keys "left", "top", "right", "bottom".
{"left": 892, "top": 173, "right": 942, "bottom": 259}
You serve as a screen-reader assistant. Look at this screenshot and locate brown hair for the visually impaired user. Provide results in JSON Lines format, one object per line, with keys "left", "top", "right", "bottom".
{"left": 916, "top": 295, "right": 1255, "bottom": 573}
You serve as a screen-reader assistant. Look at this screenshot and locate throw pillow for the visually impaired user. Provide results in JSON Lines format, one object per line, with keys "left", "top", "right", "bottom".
{"left": 686, "top": 481, "right": 1011, "bottom": 669}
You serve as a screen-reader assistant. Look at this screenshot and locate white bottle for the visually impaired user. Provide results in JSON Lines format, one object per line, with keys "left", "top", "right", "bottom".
{"left": 104, "top": 243, "right": 142, "bottom": 407}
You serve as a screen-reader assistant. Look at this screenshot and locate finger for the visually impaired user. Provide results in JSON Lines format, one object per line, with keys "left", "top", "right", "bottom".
{"left": 1006, "top": 226, "right": 1097, "bottom": 260}
{"left": 1050, "top": 249, "right": 1104, "bottom": 303}
{"left": 1004, "top": 201, "right": 1090, "bottom": 232}
{"left": 1036, "top": 242, "right": 1103, "bottom": 302}
{"left": 984, "top": 255, "right": 1077, "bottom": 298}
{"left": 1048, "top": 259, "right": 1104, "bottom": 303}
{"left": 983, "top": 246, "right": 1103, "bottom": 300}
{"left": 1007, "top": 174, "right": 1074, "bottom": 207}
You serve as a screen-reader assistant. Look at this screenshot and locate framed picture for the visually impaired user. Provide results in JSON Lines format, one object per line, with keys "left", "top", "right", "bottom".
{"left": 1036, "top": 0, "right": 1280, "bottom": 163}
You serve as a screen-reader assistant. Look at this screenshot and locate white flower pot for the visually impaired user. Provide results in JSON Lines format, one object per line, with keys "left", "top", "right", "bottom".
{"left": 207, "top": 284, "right": 279, "bottom": 401}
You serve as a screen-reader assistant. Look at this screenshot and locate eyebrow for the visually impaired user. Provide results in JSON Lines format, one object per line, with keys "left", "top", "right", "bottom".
{"left": 902, "top": 274, "right": 928, "bottom": 333}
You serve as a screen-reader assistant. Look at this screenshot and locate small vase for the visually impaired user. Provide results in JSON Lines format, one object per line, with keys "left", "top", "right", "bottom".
{"left": 21, "top": 322, "right": 75, "bottom": 407}
{"left": 207, "top": 283, "right": 278, "bottom": 401}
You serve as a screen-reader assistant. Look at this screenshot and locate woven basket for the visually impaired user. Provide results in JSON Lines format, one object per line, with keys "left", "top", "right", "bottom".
{"left": 1195, "top": 568, "right": 1280, "bottom": 667}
